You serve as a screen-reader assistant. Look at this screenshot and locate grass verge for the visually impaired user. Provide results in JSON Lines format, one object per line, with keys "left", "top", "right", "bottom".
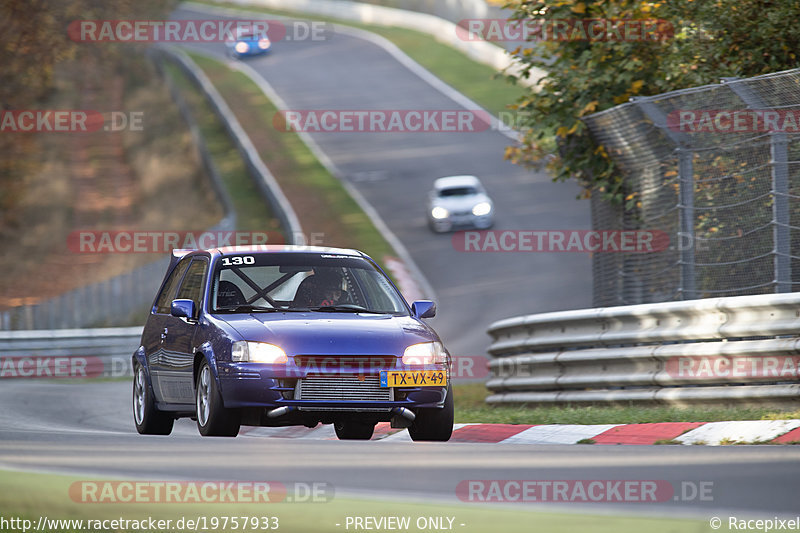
{"left": 0, "top": 469, "right": 706, "bottom": 533}
{"left": 162, "top": 61, "right": 281, "bottom": 234}
{"left": 453, "top": 383, "right": 800, "bottom": 425}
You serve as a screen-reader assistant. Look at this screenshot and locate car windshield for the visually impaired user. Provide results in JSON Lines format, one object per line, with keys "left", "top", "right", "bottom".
{"left": 211, "top": 252, "right": 409, "bottom": 315}
{"left": 438, "top": 186, "right": 477, "bottom": 197}
{"left": 227, "top": 30, "right": 266, "bottom": 42}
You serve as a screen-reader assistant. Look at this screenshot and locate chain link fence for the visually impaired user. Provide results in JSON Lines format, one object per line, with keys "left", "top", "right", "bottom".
{"left": 0, "top": 259, "right": 169, "bottom": 330}
{"left": 583, "top": 68, "right": 800, "bottom": 306}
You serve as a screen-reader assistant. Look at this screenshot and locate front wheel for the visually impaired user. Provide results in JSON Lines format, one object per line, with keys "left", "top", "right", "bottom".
{"left": 196, "top": 361, "right": 240, "bottom": 437}
{"left": 409, "top": 385, "right": 454, "bottom": 442}
{"left": 133, "top": 364, "right": 173, "bottom": 435}
{"left": 334, "top": 420, "right": 375, "bottom": 440}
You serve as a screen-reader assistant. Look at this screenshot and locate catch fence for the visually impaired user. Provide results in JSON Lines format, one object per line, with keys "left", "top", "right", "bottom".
{"left": 584, "top": 68, "right": 800, "bottom": 306}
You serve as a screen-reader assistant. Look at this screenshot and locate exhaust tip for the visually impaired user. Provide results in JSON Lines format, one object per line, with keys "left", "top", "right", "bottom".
{"left": 391, "top": 407, "right": 416, "bottom": 421}
{"left": 267, "top": 406, "right": 295, "bottom": 418}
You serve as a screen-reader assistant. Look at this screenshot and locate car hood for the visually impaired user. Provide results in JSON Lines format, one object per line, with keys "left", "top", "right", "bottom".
{"left": 430, "top": 193, "right": 490, "bottom": 212}
{"left": 222, "top": 312, "right": 436, "bottom": 356}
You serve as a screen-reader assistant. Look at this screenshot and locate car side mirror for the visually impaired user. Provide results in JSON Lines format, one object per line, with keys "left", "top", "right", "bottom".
{"left": 411, "top": 300, "right": 436, "bottom": 319}
{"left": 171, "top": 299, "right": 196, "bottom": 320}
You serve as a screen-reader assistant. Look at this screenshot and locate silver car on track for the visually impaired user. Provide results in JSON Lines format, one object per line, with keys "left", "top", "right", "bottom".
{"left": 427, "top": 175, "right": 494, "bottom": 233}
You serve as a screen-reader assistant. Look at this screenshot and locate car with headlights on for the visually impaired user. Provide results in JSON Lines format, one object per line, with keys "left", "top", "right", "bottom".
{"left": 132, "top": 246, "right": 453, "bottom": 441}
{"left": 225, "top": 29, "right": 271, "bottom": 58}
{"left": 427, "top": 175, "right": 493, "bottom": 233}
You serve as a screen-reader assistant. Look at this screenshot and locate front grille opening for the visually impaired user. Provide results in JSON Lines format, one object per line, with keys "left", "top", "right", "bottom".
{"left": 296, "top": 373, "right": 393, "bottom": 402}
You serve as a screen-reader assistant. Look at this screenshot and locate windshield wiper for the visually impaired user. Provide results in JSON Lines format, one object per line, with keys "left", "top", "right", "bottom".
{"left": 308, "top": 305, "right": 387, "bottom": 314}
{"left": 215, "top": 304, "right": 280, "bottom": 313}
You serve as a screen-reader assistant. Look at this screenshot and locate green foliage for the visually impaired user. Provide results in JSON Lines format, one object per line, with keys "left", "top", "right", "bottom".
{"left": 505, "top": 0, "right": 800, "bottom": 204}
{"left": 0, "top": 0, "right": 176, "bottom": 109}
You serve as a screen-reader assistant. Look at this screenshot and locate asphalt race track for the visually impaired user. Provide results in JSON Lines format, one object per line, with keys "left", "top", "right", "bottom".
{"left": 2, "top": 381, "right": 800, "bottom": 518}
{"left": 173, "top": 4, "right": 592, "bottom": 359}
{"left": 3, "top": 5, "right": 799, "bottom": 529}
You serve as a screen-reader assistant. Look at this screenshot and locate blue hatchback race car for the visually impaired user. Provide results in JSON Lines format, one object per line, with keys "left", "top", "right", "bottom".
{"left": 225, "top": 29, "right": 271, "bottom": 58}
{"left": 132, "top": 246, "right": 453, "bottom": 441}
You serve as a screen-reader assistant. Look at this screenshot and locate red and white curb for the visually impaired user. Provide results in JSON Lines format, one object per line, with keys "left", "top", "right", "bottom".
{"left": 241, "top": 419, "right": 800, "bottom": 445}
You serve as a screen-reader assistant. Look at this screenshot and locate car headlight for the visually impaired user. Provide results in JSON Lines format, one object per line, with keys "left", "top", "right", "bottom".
{"left": 402, "top": 342, "right": 448, "bottom": 365}
{"left": 472, "top": 202, "right": 492, "bottom": 216}
{"left": 431, "top": 206, "right": 449, "bottom": 220}
{"left": 231, "top": 341, "right": 287, "bottom": 364}
{"left": 258, "top": 38, "right": 271, "bottom": 49}
{"left": 234, "top": 42, "right": 249, "bottom": 54}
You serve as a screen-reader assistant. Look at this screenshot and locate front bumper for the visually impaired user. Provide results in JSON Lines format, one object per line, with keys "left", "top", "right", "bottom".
{"left": 217, "top": 361, "right": 448, "bottom": 410}
{"left": 430, "top": 213, "right": 493, "bottom": 232}
{"left": 228, "top": 44, "right": 270, "bottom": 58}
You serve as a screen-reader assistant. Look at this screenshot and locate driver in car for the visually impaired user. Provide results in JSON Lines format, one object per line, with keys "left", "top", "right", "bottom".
{"left": 294, "top": 269, "right": 347, "bottom": 307}
{"left": 319, "top": 279, "right": 343, "bottom": 306}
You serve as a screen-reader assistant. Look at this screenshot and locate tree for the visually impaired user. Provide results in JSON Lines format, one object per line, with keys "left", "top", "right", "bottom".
{"left": 504, "top": 0, "right": 800, "bottom": 204}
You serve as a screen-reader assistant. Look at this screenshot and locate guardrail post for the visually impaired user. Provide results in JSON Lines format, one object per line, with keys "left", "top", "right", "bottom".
{"left": 631, "top": 97, "right": 695, "bottom": 300}
{"left": 72, "top": 288, "right": 81, "bottom": 329}
{"left": 29, "top": 304, "right": 36, "bottom": 329}
{"left": 677, "top": 149, "right": 696, "bottom": 299}
{"left": 102, "top": 280, "right": 111, "bottom": 322}
{"left": 59, "top": 294, "right": 68, "bottom": 328}
{"left": 771, "top": 133, "right": 791, "bottom": 292}
{"left": 46, "top": 299, "right": 54, "bottom": 329}
{"left": 723, "top": 77, "right": 791, "bottom": 292}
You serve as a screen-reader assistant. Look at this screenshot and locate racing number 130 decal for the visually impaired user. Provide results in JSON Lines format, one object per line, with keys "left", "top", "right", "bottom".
{"left": 221, "top": 256, "right": 255, "bottom": 266}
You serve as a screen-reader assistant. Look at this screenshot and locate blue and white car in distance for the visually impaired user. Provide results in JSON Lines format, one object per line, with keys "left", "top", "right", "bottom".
{"left": 225, "top": 28, "right": 271, "bottom": 58}
{"left": 132, "top": 246, "right": 453, "bottom": 441}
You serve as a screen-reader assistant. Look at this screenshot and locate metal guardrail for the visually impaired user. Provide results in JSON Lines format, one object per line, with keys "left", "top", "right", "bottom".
{"left": 486, "top": 293, "right": 800, "bottom": 406}
{"left": 0, "top": 327, "right": 142, "bottom": 378}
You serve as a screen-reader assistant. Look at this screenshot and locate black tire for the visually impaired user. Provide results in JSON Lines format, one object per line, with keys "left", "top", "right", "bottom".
{"left": 196, "top": 360, "right": 240, "bottom": 437}
{"left": 133, "top": 363, "right": 174, "bottom": 435}
{"left": 409, "top": 385, "right": 454, "bottom": 442}
{"left": 334, "top": 420, "right": 375, "bottom": 440}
